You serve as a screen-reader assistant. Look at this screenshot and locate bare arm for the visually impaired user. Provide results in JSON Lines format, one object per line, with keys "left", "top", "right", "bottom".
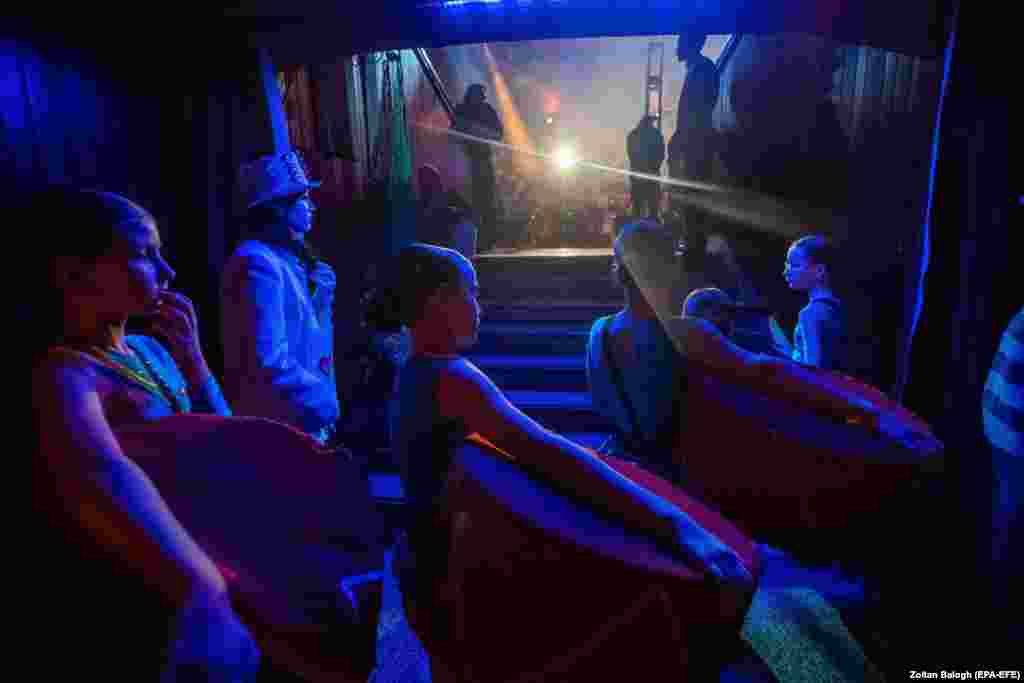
{"left": 678, "top": 316, "right": 876, "bottom": 422}
{"left": 437, "top": 361, "right": 738, "bottom": 564}
{"left": 34, "top": 355, "right": 226, "bottom": 606}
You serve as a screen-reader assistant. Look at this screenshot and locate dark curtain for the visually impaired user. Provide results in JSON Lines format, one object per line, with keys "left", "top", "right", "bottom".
{"left": 4, "top": 27, "right": 278, "bottom": 377}
{"left": 9, "top": 32, "right": 186, "bottom": 678}
{"left": 183, "top": 44, "right": 279, "bottom": 377}
{"left": 0, "top": 38, "right": 173, "bottom": 217}
{"left": 902, "top": 0, "right": 1018, "bottom": 665}
{"left": 3, "top": 36, "right": 178, "bottom": 360}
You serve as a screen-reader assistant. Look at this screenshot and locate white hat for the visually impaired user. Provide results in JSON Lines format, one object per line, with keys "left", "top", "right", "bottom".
{"left": 238, "top": 148, "right": 321, "bottom": 209}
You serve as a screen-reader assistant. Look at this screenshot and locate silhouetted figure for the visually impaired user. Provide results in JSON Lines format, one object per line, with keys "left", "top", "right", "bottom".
{"left": 806, "top": 97, "right": 852, "bottom": 209}
{"left": 667, "top": 33, "right": 720, "bottom": 242}
{"left": 668, "top": 33, "right": 719, "bottom": 179}
{"left": 453, "top": 84, "right": 503, "bottom": 252}
{"left": 416, "top": 164, "right": 477, "bottom": 258}
{"left": 627, "top": 115, "right": 666, "bottom": 218}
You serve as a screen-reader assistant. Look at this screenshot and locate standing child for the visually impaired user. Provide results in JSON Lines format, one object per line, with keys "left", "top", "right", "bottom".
{"left": 782, "top": 234, "right": 850, "bottom": 373}
{"left": 221, "top": 149, "right": 340, "bottom": 445}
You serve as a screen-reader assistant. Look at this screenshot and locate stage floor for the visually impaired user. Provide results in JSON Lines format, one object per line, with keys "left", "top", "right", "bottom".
{"left": 477, "top": 247, "right": 613, "bottom": 259}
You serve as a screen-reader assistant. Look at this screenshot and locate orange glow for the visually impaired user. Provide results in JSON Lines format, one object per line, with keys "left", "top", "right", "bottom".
{"left": 482, "top": 45, "right": 542, "bottom": 176}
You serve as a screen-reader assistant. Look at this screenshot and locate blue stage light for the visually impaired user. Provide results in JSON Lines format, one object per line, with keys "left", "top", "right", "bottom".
{"left": 440, "top": 0, "right": 503, "bottom": 7}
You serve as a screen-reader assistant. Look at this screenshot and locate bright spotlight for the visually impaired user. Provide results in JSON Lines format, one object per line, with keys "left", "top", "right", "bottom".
{"left": 556, "top": 146, "right": 577, "bottom": 171}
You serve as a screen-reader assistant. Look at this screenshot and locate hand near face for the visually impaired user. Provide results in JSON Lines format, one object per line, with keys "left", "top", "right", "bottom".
{"left": 147, "top": 291, "right": 211, "bottom": 384}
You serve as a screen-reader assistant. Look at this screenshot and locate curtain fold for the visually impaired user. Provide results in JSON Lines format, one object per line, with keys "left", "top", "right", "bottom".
{"left": 370, "top": 51, "right": 418, "bottom": 257}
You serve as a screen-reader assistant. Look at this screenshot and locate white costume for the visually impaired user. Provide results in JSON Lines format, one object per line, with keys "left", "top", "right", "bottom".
{"left": 220, "top": 148, "right": 340, "bottom": 443}
{"left": 221, "top": 240, "right": 339, "bottom": 442}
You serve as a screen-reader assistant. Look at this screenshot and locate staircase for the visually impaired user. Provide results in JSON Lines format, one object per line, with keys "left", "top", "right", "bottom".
{"left": 467, "top": 302, "right": 619, "bottom": 446}
{"left": 470, "top": 249, "right": 622, "bottom": 447}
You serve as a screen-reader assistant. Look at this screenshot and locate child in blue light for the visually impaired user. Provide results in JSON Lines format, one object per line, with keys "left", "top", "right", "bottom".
{"left": 365, "top": 243, "right": 752, "bottom": 591}
{"left": 782, "top": 234, "right": 849, "bottom": 373}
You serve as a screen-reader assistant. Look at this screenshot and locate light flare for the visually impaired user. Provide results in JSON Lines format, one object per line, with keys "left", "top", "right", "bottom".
{"left": 482, "top": 44, "right": 542, "bottom": 176}
{"left": 556, "top": 146, "right": 578, "bottom": 171}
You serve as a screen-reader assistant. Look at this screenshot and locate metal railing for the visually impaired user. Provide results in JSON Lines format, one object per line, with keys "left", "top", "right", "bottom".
{"left": 412, "top": 47, "right": 457, "bottom": 125}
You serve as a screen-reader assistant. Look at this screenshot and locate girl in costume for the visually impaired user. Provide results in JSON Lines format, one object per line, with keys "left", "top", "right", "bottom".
{"left": 221, "top": 149, "right": 340, "bottom": 445}
{"left": 782, "top": 234, "right": 850, "bottom": 373}
{"left": 32, "top": 189, "right": 259, "bottom": 681}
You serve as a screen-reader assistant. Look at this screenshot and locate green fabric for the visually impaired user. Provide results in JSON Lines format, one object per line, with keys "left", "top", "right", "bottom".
{"left": 742, "top": 588, "right": 886, "bottom": 683}
{"left": 385, "top": 51, "right": 417, "bottom": 256}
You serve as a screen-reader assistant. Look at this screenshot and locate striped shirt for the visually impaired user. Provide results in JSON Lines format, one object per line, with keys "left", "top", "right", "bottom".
{"left": 983, "top": 308, "right": 1024, "bottom": 457}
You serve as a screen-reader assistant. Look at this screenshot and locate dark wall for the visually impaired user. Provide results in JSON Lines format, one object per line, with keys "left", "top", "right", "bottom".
{"left": 902, "top": 1, "right": 1018, "bottom": 664}
{"left": 6, "top": 26, "right": 278, "bottom": 379}
{"left": 1, "top": 37, "right": 172, "bottom": 215}
{"left": 3, "top": 33, "right": 188, "bottom": 362}
{"left": 177, "top": 44, "right": 281, "bottom": 378}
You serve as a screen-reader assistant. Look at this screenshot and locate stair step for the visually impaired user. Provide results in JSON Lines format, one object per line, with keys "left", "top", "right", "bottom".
{"left": 480, "top": 285, "right": 622, "bottom": 304}
{"left": 506, "top": 389, "right": 593, "bottom": 410}
{"left": 467, "top": 354, "right": 589, "bottom": 391}
{"left": 476, "top": 325, "right": 591, "bottom": 356}
{"left": 506, "top": 389, "right": 613, "bottom": 433}
{"left": 469, "top": 354, "right": 586, "bottom": 371}
{"left": 479, "top": 323, "right": 593, "bottom": 337}
{"left": 480, "top": 302, "right": 620, "bottom": 323}
{"left": 477, "top": 264, "right": 621, "bottom": 302}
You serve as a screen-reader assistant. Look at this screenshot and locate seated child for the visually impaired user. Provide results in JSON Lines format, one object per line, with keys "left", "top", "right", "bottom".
{"left": 32, "top": 188, "right": 258, "bottom": 679}
{"left": 782, "top": 234, "right": 850, "bottom": 373}
{"left": 683, "top": 287, "right": 739, "bottom": 337}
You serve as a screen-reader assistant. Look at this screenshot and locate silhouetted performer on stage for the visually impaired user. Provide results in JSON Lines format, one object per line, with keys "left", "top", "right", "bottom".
{"left": 453, "top": 84, "right": 503, "bottom": 252}
{"left": 416, "top": 164, "right": 477, "bottom": 258}
{"left": 667, "top": 33, "right": 720, "bottom": 241}
{"left": 627, "top": 115, "right": 666, "bottom": 218}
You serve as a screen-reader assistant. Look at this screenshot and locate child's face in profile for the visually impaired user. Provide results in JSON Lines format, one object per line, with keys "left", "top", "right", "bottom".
{"left": 783, "top": 244, "right": 823, "bottom": 292}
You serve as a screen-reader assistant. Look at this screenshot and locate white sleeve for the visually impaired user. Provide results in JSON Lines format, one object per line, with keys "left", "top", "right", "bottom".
{"left": 221, "top": 249, "right": 339, "bottom": 433}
